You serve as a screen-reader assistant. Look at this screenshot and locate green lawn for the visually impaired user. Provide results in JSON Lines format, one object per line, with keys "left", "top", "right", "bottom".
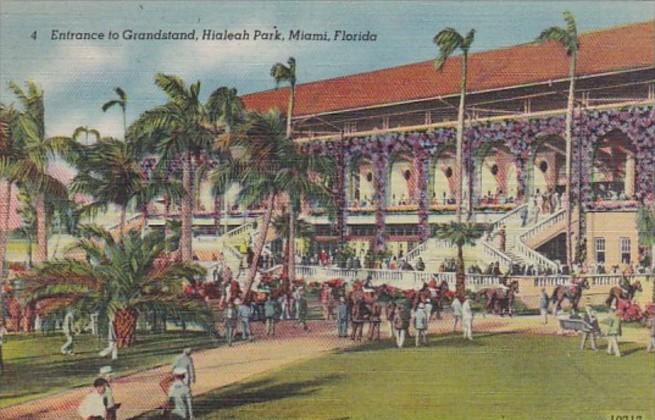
{"left": 139, "top": 333, "right": 654, "bottom": 420}
{"left": 0, "top": 331, "right": 216, "bottom": 408}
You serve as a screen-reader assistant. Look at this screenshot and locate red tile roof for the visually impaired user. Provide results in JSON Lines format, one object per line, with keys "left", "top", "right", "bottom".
{"left": 242, "top": 21, "right": 655, "bottom": 117}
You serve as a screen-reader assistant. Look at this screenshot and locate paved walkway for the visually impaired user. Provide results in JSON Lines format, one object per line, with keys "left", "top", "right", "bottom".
{"left": 1, "top": 314, "right": 649, "bottom": 419}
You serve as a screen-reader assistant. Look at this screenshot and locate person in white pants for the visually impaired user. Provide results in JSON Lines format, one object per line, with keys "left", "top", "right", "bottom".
{"left": 60, "top": 309, "right": 75, "bottom": 355}
{"left": 451, "top": 297, "right": 462, "bottom": 332}
{"left": 462, "top": 297, "right": 474, "bottom": 341}
{"left": 99, "top": 317, "right": 118, "bottom": 360}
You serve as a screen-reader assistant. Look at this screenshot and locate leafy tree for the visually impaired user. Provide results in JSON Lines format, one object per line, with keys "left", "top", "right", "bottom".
{"left": 434, "top": 222, "right": 484, "bottom": 296}
{"left": 102, "top": 87, "right": 128, "bottom": 138}
{"left": 536, "top": 10, "right": 580, "bottom": 268}
{"left": 5, "top": 81, "right": 71, "bottom": 264}
{"left": 69, "top": 137, "right": 145, "bottom": 239}
{"left": 21, "top": 225, "right": 208, "bottom": 347}
{"left": 270, "top": 57, "right": 296, "bottom": 137}
{"left": 129, "top": 74, "right": 238, "bottom": 261}
{"left": 433, "top": 27, "right": 475, "bottom": 222}
{"left": 0, "top": 103, "right": 18, "bottom": 277}
{"left": 274, "top": 141, "right": 335, "bottom": 281}
{"left": 211, "top": 110, "right": 289, "bottom": 294}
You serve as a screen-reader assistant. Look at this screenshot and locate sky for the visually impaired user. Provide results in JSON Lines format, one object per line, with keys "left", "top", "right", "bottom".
{"left": 1, "top": 1, "right": 654, "bottom": 140}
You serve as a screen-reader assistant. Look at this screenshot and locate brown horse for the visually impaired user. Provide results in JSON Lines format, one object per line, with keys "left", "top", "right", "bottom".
{"left": 367, "top": 300, "right": 383, "bottom": 340}
{"left": 350, "top": 299, "right": 369, "bottom": 341}
{"left": 475, "top": 280, "right": 520, "bottom": 316}
{"left": 430, "top": 280, "right": 451, "bottom": 320}
{"left": 551, "top": 278, "right": 590, "bottom": 315}
{"left": 606, "top": 280, "right": 642, "bottom": 308}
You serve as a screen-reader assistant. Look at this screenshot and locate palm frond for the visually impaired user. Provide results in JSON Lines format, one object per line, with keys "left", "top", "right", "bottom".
{"left": 433, "top": 28, "right": 464, "bottom": 71}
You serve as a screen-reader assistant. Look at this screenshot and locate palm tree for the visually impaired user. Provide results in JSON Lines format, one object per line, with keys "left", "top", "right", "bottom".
{"left": 69, "top": 137, "right": 145, "bottom": 239}
{"left": 433, "top": 28, "right": 475, "bottom": 222}
{"left": 7, "top": 81, "right": 70, "bottom": 264}
{"left": 638, "top": 205, "right": 655, "bottom": 276}
{"left": 270, "top": 57, "right": 296, "bottom": 137}
{"left": 272, "top": 214, "right": 315, "bottom": 277}
{"left": 536, "top": 11, "right": 580, "bottom": 269}
{"left": 275, "top": 142, "right": 335, "bottom": 282}
{"left": 211, "top": 110, "right": 289, "bottom": 294}
{"left": 206, "top": 87, "right": 245, "bottom": 233}
{"left": 434, "top": 222, "right": 484, "bottom": 297}
{"left": 129, "top": 74, "right": 235, "bottom": 262}
{"left": 21, "top": 225, "right": 208, "bottom": 347}
{"left": 0, "top": 103, "right": 18, "bottom": 278}
{"left": 102, "top": 87, "right": 128, "bottom": 138}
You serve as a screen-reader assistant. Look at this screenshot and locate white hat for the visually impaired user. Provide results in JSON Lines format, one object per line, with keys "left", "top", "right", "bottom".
{"left": 99, "top": 366, "right": 112, "bottom": 376}
{"left": 184, "top": 347, "right": 192, "bottom": 355}
{"left": 173, "top": 367, "right": 187, "bottom": 376}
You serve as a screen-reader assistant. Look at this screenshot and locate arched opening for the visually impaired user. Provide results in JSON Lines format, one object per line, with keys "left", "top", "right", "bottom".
{"left": 348, "top": 156, "right": 375, "bottom": 208}
{"left": 591, "top": 130, "right": 636, "bottom": 202}
{"left": 431, "top": 147, "right": 458, "bottom": 206}
{"left": 387, "top": 153, "right": 414, "bottom": 207}
{"left": 474, "top": 143, "right": 518, "bottom": 206}
{"left": 529, "top": 135, "right": 566, "bottom": 198}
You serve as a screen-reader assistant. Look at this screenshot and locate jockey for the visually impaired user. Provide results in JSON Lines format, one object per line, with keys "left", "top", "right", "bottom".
{"left": 499, "top": 277, "right": 510, "bottom": 298}
{"left": 619, "top": 275, "right": 632, "bottom": 297}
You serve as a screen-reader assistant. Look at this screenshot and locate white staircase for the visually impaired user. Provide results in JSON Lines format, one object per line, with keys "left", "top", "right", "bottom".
{"left": 405, "top": 203, "right": 564, "bottom": 273}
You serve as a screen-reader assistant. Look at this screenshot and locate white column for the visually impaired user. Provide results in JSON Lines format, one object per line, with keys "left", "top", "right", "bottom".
{"left": 625, "top": 154, "right": 635, "bottom": 197}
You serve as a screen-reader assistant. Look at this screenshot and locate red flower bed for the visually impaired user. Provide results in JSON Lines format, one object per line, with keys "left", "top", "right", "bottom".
{"left": 617, "top": 299, "right": 643, "bottom": 322}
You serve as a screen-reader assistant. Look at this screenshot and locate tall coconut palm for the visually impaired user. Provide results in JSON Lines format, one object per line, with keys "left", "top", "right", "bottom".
{"left": 7, "top": 82, "right": 70, "bottom": 264}
{"left": 21, "top": 225, "right": 208, "bottom": 347}
{"left": 434, "top": 221, "right": 484, "bottom": 297}
{"left": 129, "top": 75, "right": 234, "bottom": 262}
{"left": 638, "top": 205, "right": 655, "bottom": 276}
{"left": 206, "top": 87, "right": 246, "bottom": 233}
{"left": 69, "top": 137, "right": 145, "bottom": 240}
{"left": 0, "top": 103, "right": 18, "bottom": 278}
{"left": 536, "top": 11, "right": 580, "bottom": 269}
{"left": 211, "top": 110, "right": 289, "bottom": 294}
{"left": 270, "top": 57, "right": 296, "bottom": 138}
{"left": 433, "top": 28, "right": 475, "bottom": 222}
{"left": 102, "top": 87, "right": 128, "bottom": 139}
{"left": 271, "top": 57, "right": 301, "bottom": 279}
{"left": 275, "top": 142, "right": 335, "bottom": 282}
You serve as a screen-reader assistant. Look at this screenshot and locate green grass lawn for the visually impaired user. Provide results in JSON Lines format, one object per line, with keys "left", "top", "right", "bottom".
{"left": 0, "top": 331, "right": 216, "bottom": 408}
{"left": 139, "top": 332, "right": 654, "bottom": 420}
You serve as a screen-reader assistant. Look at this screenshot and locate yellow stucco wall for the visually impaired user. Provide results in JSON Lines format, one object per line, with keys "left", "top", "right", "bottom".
{"left": 585, "top": 211, "right": 639, "bottom": 268}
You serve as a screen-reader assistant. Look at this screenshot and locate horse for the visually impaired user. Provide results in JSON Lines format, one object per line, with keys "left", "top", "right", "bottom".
{"left": 551, "top": 277, "right": 590, "bottom": 315}
{"left": 366, "top": 299, "right": 383, "bottom": 341}
{"left": 350, "top": 299, "right": 370, "bottom": 341}
{"left": 606, "top": 280, "right": 642, "bottom": 308}
{"left": 430, "top": 280, "right": 451, "bottom": 320}
{"left": 475, "top": 280, "right": 520, "bottom": 316}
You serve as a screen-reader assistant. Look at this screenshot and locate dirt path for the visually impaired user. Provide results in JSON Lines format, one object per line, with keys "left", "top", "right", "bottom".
{"left": 1, "top": 314, "right": 649, "bottom": 419}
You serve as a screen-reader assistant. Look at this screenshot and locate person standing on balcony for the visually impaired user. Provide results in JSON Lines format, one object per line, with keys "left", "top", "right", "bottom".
{"left": 497, "top": 224, "right": 506, "bottom": 253}
{"left": 415, "top": 257, "right": 425, "bottom": 272}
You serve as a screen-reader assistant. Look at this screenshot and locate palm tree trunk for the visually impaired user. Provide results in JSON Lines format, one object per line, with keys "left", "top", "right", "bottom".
{"left": 0, "top": 180, "right": 11, "bottom": 278}
{"left": 119, "top": 204, "right": 127, "bottom": 240}
{"left": 456, "top": 53, "right": 468, "bottom": 223}
{"left": 456, "top": 245, "right": 466, "bottom": 298}
{"left": 180, "top": 153, "right": 193, "bottom": 262}
{"left": 214, "top": 195, "right": 221, "bottom": 237}
{"left": 288, "top": 205, "right": 296, "bottom": 282}
{"left": 244, "top": 193, "right": 275, "bottom": 294}
{"left": 34, "top": 192, "right": 47, "bottom": 264}
{"left": 564, "top": 53, "right": 577, "bottom": 269}
{"left": 114, "top": 307, "right": 138, "bottom": 348}
{"left": 286, "top": 84, "right": 295, "bottom": 137}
